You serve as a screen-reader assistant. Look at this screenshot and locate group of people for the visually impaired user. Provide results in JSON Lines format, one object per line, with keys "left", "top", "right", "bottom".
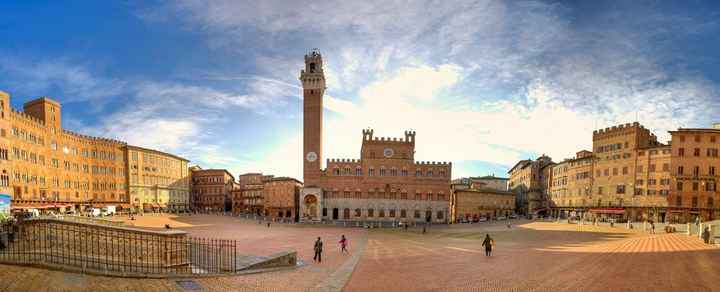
{"left": 312, "top": 233, "right": 498, "bottom": 263}
{"left": 313, "top": 235, "right": 349, "bottom": 263}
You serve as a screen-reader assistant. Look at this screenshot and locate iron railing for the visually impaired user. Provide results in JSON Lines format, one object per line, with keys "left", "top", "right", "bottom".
{"left": 0, "top": 219, "right": 239, "bottom": 277}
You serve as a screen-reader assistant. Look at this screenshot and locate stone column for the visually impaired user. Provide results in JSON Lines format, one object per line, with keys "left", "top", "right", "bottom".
{"left": 699, "top": 223, "right": 704, "bottom": 239}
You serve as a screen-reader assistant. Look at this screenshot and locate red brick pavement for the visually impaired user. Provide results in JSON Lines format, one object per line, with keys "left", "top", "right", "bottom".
{"left": 344, "top": 221, "right": 720, "bottom": 292}
{"left": 1, "top": 218, "right": 718, "bottom": 291}
{"left": 0, "top": 214, "right": 365, "bottom": 292}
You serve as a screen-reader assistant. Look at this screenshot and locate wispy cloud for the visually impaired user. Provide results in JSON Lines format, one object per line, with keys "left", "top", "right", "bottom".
{"left": 148, "top": 1, "right": 719, "bottom": 178}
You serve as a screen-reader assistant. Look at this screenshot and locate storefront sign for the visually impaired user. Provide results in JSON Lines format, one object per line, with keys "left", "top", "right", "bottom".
{"left": 0, "top": 194, "right": 11, "bottom": 214}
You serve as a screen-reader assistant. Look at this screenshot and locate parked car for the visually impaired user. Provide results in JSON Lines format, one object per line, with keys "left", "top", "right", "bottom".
{"left": 496, "top": 216, "right": 507, "bottom": 220}
{"left": 478, "top": 217, "right": 488, "bottom": 222}
{"left": 509, "top": 214, "right": 518, "bottom": 219}
{"left": 101, "top": 206, "right": 116, "bottom": 216}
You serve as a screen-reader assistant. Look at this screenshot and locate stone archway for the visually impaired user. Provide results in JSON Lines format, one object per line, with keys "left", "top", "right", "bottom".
{"left": 304, "top": 194, "right": 318, "bottom": 220}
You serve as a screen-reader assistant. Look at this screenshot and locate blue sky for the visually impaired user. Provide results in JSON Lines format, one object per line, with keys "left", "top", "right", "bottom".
{"left": 1, "top": 1, "right": 719, "bottom": 180}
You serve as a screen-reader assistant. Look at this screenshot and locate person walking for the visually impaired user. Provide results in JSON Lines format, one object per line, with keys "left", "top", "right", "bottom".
{"left": 702, "top": 227, "right": 711, "bottom": 244}
{"left": 339, "top": 235, "right": 349, "bottom": 254}
{"left": 481, "top": 234, "right": 494, "bottom": 256}
{"left": 313, "top": 237, "right": 323, "bottom": 263}
{"left": 650, "top": 220, "right": 655, "bottom": 234}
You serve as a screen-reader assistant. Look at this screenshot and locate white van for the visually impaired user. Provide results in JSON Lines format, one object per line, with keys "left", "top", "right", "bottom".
{"left": 101, "top": 206, "right": 116, "bottom": 216}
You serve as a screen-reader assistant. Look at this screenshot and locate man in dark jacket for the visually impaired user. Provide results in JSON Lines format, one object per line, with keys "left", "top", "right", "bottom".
{"left": 313, "top": 237, "right": 323, "bottom": 263}
{"left": 702, "top": 227, "right": 711, "bottom": 244}
{"left": 481, "top": 234, "right": 494, "bottom": 256}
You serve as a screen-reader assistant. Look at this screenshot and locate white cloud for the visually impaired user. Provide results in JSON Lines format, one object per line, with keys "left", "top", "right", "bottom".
{"left": 138, "top": 0, "right": 720, "bottom": 179}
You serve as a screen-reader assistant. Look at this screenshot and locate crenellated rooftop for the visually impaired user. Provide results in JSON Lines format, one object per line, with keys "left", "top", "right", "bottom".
{"left": 327, "top": 158, "right": 361, "bottom": 164}
{"left": 10, "top": 108, "right": 45, "bottom": 126}
{"left": 362, "top": 128, "right": 416, "bottom": 143}
{"left": 61, "top": 129, "right": 127, "bottom": 146}
{"left": 414, "top": 161, "right": 451, "bottom": 166}
{"left": 593, "top": 122, "right": 645, "bottom": 136}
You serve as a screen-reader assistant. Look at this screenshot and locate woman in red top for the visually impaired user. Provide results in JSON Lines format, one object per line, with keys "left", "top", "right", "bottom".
{"left": 339, "top": 235, "right": 349, "bottom": 254}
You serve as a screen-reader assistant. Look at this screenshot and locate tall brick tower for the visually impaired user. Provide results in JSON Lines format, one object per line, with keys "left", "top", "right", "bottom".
{"left": 300, "top": 49, "right": 325, "bottom": 185}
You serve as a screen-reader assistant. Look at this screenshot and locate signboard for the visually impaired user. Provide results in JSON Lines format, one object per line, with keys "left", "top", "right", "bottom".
{"left": 0, "top": 194, "right": 10, "bottom": 214}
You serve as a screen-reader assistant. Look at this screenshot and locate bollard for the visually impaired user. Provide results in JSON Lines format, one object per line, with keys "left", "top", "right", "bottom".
{"left": 643, "top": 221, "right": 647, "bottom": 231}
{"left": 699, "top": 223, "right": 704, "bottom": 239}
{"left": 710, "top": 225, "right": 715, "bottom": 244}
{"left": 687, "top": 223, "right": 691, "bottom": 235}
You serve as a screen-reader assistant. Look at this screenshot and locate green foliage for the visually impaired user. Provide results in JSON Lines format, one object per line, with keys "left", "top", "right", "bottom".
{"left": 0, "top": 212, "right": 13, "bottom": 223}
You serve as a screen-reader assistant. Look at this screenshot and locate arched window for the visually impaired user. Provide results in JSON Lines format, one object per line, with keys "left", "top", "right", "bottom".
{"left": 379, "top": 209, "right": 385, "bottom": 217}
{"left": 356, "top": 167, "right": 362, "bottom": 176}
{"left": 368, "top": 208, "right": 374, "bottom": 217}
{"left": 436, "top": 211, "right": 444, "bottom": 219}
{"left": 354, "top": 208, "right": 361, "bottom": 217}
{"left": 389, "top": 209, "right": 396, "bottom": 217}
{"left": 400, "top": 209, "right": 407, "bottom": 218}
{"left": 343, "top": 208, "right": 350, "bottom": 219}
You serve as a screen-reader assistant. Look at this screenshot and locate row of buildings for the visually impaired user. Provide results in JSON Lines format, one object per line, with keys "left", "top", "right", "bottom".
{"left": 0, "top": 92, "right": 191, "bottom": 213}
{"left": 509, "top": 121, "right": 720, "bottom": 223}
{"left": 0, "top": 91, "right": 306, "bottom": 221}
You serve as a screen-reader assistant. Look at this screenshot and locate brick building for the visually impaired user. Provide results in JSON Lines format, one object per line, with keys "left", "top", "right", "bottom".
{"left": 0, "top": 91, "right": 189, "bottom": 213}
{"left": 298, "top": 50, "right": 452, "bottom": 224}
{"left": 263, "top": 177, "right": 302, "bottom": 221}
{"left": 190, "top": 168, "right": 235, "bottom": 212}
{"left": 233, "top": 173, "right": 273, "bottom": 215}
{"left": 669, "top": 126, "right": 720, "bottom": 222}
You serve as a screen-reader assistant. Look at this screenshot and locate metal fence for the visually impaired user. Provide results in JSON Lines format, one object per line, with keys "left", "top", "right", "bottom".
{"left": 0, "top": 219, "right": 239, "bottom": 277}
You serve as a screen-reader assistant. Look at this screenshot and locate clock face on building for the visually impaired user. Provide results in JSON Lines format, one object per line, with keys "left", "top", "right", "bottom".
{"left": 306, "top": 151, "right": 318, "bottom": 162}
{"left": 383, "top": 148, "right": 394, "bottom": 158}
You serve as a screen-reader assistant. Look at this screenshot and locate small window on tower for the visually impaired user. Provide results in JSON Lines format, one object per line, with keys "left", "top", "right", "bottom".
{"left": 309, "top": 63, "right": 316, "bottom": 73}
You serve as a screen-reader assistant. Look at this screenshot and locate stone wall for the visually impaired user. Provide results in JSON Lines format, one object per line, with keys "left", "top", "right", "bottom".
{"left": 0, "top": 218, "right": 190, "bottom": 277}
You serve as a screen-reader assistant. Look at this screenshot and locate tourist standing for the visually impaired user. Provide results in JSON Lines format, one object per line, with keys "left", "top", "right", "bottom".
{"left": 314, "top": 237, "right": 323, "bottom": 262}
{"left": 339, "top": 235, "right": 349, "bottom": 254}
{"left": 482, "top": 234, "right": 494, "bottom": 256}
{"left": 702, "top": 227, "right": 711, "bottom": 244}
{"left": 650, "top": 221, "right": 656, "bottom": 234}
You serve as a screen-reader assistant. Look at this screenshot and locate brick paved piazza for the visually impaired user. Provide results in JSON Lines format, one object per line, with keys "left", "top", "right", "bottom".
{"left": 1, "top": 215, "right": 719, "bottom": 292}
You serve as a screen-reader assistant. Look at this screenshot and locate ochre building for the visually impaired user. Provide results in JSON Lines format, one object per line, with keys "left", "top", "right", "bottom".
{"left": 450, "top": 182, "right": 515, "bottom": 223}
{"left": 508, "top": 155, "right": 553, "bottom": 216}
{"left": 521, "top": 122, "right": 720, "bottom": 223}
{"left": 263, "top": 177, "right": 302, "bottom": 221}
{"left": 0, "top": 91, "right": 190, "bottom": 213}
{"left": 298, "top": 50, "right": 452, "bottom": 224}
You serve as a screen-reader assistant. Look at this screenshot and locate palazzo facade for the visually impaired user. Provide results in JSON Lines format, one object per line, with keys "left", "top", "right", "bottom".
{"left": 298, "top": 50, "right": 451, "bottom": 224}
